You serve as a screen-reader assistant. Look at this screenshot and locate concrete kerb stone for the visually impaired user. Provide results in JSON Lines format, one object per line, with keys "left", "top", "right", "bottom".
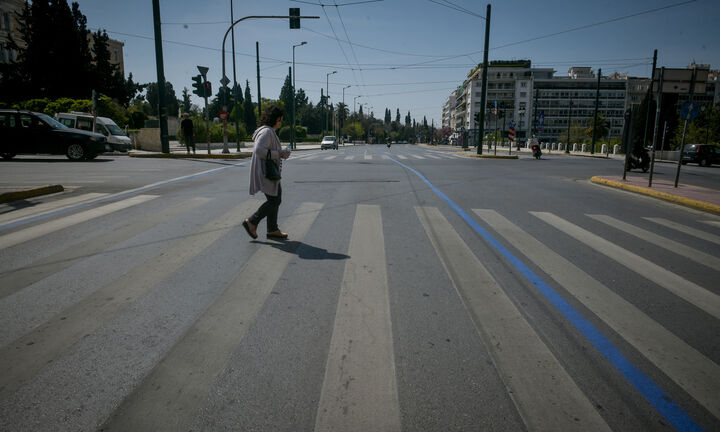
{"left": 129, "top": 152, "right": 250, "bottom": 159}
{"left": 0, "top": 184, "right": 64, "bottom": 204}
{"left": 590, "top": 176, "right": 720, "bottom": 216}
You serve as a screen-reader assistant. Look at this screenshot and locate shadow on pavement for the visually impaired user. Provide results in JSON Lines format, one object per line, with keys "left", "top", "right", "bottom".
{"left": 254, "top": 240, "right": 350, "bottom": 261}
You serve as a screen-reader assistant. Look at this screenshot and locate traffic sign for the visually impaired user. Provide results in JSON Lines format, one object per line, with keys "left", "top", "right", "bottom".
{"left": 219, "top": 110, "right": 228, "bottom": 121}
{"left": 680, "top": 102, "right": 699, "bottom": 120}
{"left": 220, "top": 76, "right": 230, "bottom": 87}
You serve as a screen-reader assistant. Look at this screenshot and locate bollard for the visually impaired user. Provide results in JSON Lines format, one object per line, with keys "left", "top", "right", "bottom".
{"left": 573, "top": 143, "right": 578, "bottom": 152}
{"left": 601, "top": 144, "right": 608, "bottom": 154}
{"left": 613, "top": 144, "right": 619, "bottom": 155}
{"left": 581, "top": 143, "right": 587, "bottom": 152}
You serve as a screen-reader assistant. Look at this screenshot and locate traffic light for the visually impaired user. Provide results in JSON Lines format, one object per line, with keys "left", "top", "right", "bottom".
{"left": 191, "top": 75, "right": 203, "bottom": 97}
{"left": 289, "top": 8, "right": 300, "bottom": 29}
{"left": 474, "top": 112, "right": 481, "bottom": 124}
{"left": 204, "top": 81, "right": 212, "bottom": 98}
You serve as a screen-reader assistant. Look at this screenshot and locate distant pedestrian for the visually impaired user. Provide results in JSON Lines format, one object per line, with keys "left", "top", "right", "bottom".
{"left": 180, "top": 113, "right": 195, "bottom": 154}
{"left": 242, "top": 104, "right": 291, "bottom": 240}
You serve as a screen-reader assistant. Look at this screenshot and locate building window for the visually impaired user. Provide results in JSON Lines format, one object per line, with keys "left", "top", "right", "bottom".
{"left": 521, "top": 82, "right": 527, "bottom": 88}
{"left": 520, "top": 92, "right": 527, "bottom": 98}
{"left": 0, "top": 48, "right": 6, "bottom": 63}
{"left": 114, "top": 50, "right": 118, "bottom": 61}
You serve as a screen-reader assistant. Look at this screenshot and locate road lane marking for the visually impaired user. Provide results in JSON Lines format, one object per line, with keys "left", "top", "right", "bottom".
{"left": 344, "top": 155, "right": 354, "bottom": 160}
{"left": 476, "top": 209, "right": 720, "bottom": 419}
{"left": 588, "top": 214, "right": 720, "bottom": 270}
{"left": 0, "top": 197, "right": 210, "bottom": 301}
{"left": 0, "top": 195, "right": 157, "bottom": 250}
{"left": 645, "top": 217, "right": 720, "bottom": 246}
{"left": 314, "top": 205, "right": 400, "bottom": 432}
{"left": 425, "top": 154, "right": 442, "bottom": 159}
{"left": 0, "top": 199, "right": 260, "bottom": 399}
{"left": 364, "top": 154, "right": 372, "bottom": 160}
{"left": 396, "top": 155, "right": 407, "bottom": 160}
{"left": 387, "top": 156, "right": 704, "bottom": 431}
{"left": 0, "top": 161, "right": 246, "bottom": 232}
{"left": 0, "top": 193, "right": 108, "bottom": 225}
{"left": 531, "top": 212, "right": 720, "bottom": 319}
{"left": 324, "top": 155, "right": 337, "bottom": 160}
{"left": 411, "top": 154, "right": 424, "bottom": 159}
{"left": 100, "top": 202, "right": 323, "bottom": 432}
{"left": 416, "top": 206, "right": 610, "bottom": 431}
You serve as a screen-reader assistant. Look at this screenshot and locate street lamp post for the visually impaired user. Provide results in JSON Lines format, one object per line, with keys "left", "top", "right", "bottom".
{"left": 342, "top": 85, "right": 351, "bottom": 144}
{"left": 565, "top": 99, "right": 572, "bottom": 153}
{"left": 325, "top": 71, "right": 337, "bottom": 133}
{"left": 291, "top": 41, "right": 307, "bottom": 150}
{"left": 353, "top": 95, "right": 361, "bottom": 115}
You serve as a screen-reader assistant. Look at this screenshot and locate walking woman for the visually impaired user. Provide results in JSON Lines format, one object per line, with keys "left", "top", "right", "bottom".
{"left": 243, "top": 104, "right": 291, "bottom": 240}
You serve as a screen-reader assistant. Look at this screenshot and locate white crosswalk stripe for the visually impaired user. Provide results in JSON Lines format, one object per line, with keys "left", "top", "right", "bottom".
{"left": 475, "top": 209, "right": 720, "bottom": 419}
{"left": 701, "top": 220, "right": 720, "bottom": 228}
{"left": 532, "top": 212, "right": 720, "bottom": 319}
{"left": 425, "top": 154, "right": 442, "bottom": 159}
{"left": 101, "top": 202, "right": 322, "bottom": 431}
{"left": 323, "top": 155, "right": 337, "bottom": 160}
{"left": 645, "top": 217, "right": 720, "bottom": 245}
{"left": 0, "top": 199, "right": 260, "bottom": 399}
{"left": 396, "top": 154, "right": 408, "bottom": 160}
{"left": 411, "top": 154, "right": 425, "bottom": 159}
{"left": 0, "top": 195, "right": 157, "bottom": 250}
{"left": 315, "top": 204, "right": 400, "bottom": 432}
{"left": 0, "top": 193, "right": 108, "bottom": 226}
{"left": 588, "top": 214, "right": 720, "bottom": 270}
{"left": 364, "top": 154, "right": 372, "bottom": 160}
{"left": 417, "top": 206, "right": 611, "bottom": 431}
{"left": 344, "top": 155, "right": 354, "bottom": 160}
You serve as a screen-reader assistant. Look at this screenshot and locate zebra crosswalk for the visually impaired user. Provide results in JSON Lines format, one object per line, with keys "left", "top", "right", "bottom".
{"left": 294, "top": 149, "right": 464, "bottom": 162}
{"left": 0, "top": 192, "right": 718, "bottom": 431}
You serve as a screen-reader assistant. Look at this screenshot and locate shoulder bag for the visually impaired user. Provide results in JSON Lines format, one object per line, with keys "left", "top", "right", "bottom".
{"left": 265, "top": 149, "right": 281, "bottom": 180}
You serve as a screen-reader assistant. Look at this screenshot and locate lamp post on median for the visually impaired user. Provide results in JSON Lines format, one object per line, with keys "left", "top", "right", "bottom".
{"left": 342, "top": 85, "right": 351, "bottom": 144}
{"left": 565, "top": 98, "right": 572, "bottom": 154}
{"left": 291, "top": 41, "right": 307, "bottom": 150}
{"left": 325, "top": 70, "right": 337, "bottom": 133}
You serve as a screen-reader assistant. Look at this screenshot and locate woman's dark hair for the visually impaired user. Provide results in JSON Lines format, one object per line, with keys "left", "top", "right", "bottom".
{"left": 259, "top": 104, "right": 285, "bottom": 127}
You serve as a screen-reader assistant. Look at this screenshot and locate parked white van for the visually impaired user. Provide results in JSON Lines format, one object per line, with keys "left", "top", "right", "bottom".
{"left": 55, "top": 112, "right": 132, "bottom": 152}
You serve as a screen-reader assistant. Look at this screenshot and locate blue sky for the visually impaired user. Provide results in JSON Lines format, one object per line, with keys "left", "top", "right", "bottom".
{"left": 78, "top": 0, "right": 719, "bottom": 125}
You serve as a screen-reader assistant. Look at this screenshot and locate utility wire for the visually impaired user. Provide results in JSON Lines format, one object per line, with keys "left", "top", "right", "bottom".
{"left": 290, "top": 0, "right": 384, "bottom": 6}
{"left": 428, "top": 0, "right": 484, "bottom": 19}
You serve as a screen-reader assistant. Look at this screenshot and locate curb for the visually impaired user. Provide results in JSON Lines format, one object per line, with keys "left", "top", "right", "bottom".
{"left": 590, "top": 176, "right": 720, "bottom": 216}
{"left": 129, "top": 152, "right": 250, "bottom": 159}
{"left": 0, "top": 184, "right": 64, "bottom": 204}
{"left": 465, "top": 154, "right": 519, "bottom": 159}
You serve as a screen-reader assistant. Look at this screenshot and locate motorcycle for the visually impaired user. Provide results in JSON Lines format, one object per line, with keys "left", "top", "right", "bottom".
{"left": 532, "top": 144, "right": 542, "bottom": 159}
{"left": 387, "top": 142, "right": 391, "bottom": 148}
{"left": 626, "top": 147, "right": 650, "bottom": 172}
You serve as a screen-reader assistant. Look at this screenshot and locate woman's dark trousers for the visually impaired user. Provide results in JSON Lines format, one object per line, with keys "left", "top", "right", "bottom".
{"left": 249, "top": 184, "right": 282, "bottom": 232}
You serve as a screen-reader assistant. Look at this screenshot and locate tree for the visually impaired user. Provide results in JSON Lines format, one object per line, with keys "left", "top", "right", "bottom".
{"left": 0, "top": 0, "right": 94, "bottom": 101}
{"left": 584, "top": 113, "right": 609, "bottom": 142}
{"left": 145, "top": 82, "right": 180, "bottom": 117}
{"left": 405, "top": 111, "right": 411, "bottom": 126}
{"left": 279, "top": 73, "right": 293, "bottom": 126}
{"left": 243, "top": 80, "right": 256, "bottom": 132}
{"left": 295, "top": 88, "right": 308, "bottom": 108}
{"left": 674, "top": 105, "right": 720, "bottom": 146}
{"left": 344, "top": 121, "right": 364, "bottom": 140}
{"left": 384, "top": 108, "right": 391, "bottom": 124}
{"left": 181, "top": 88, "right": 192, "bottom": 114}
{"left": 395, "top": 108, "right": 401, "bottom": 125}
{"left": 91, "top": 29, "right": 125, "bottom": 101}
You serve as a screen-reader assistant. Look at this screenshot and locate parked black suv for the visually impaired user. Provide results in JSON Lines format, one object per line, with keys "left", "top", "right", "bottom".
{"left": 681, "top": 144, "right": 720, "bottom": 167}
{"left": 0, "top": 109, "right": 110, "bottom": 161}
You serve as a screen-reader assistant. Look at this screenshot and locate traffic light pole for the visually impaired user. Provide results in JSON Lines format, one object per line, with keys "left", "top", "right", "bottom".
{"left": 219, "top": 14, "right": 319, "bottom": 135}
{"left": 151, "top": 0, "right": 169, "bottom": 153}
{"left": 476, "top": 4, "right": 491, "bottom": 155}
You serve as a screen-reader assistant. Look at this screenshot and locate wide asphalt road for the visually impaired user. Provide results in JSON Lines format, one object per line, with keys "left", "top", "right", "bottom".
{"left": 1, "top": 145, "right": 718, "bottom": 431}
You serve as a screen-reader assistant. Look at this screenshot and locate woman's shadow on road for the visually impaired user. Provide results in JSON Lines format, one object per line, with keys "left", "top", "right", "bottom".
{"left": 254, "top": 240, "right": 350, "bottom": 261}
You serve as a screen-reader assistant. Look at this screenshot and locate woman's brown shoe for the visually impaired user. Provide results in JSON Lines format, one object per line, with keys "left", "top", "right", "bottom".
{"left": 242, "top": 219, "right": 258, "bottom": 239}
{"left": 266, "top": 230, "right": 288, "bottom": 239}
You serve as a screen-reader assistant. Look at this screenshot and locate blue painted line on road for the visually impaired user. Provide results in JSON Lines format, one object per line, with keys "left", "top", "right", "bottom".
{"left": 0, "top": 161, "right": 248, "bottom": 232}
{"left": 389, "top": 155, "right": 703, "bottom": 432}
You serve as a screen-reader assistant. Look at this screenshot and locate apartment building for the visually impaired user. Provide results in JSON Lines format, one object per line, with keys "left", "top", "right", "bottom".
{"left": 442, "top": 91, "right": 457, "bottom": 129}
{"left": 0, "top": 0, "right": 24, "bottom": 63}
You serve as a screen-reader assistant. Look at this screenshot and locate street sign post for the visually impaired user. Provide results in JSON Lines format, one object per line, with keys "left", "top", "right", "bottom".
{"left": 197, "top": 65, "right": 211, "bottom": 155}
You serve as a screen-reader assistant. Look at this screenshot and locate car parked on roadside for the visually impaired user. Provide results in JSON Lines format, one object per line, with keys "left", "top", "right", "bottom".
{"left": 681, "top": 144, "right": 720, "bottom": 167}
{"left": 0, "top": 109, "right": 109, "bottom": 161}
{"left": 56, "top": 112, "right": 131, "bottom": 152}
{"left": 320, "top": 136, "right": 338, "bottom": 150}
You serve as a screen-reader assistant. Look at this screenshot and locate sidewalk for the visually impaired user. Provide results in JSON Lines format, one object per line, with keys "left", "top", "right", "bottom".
{"left": 591, "top": 175, "right": 720, "bottom": 215}
{"left": 130, "top": 141, "right": 324, "bottom": 159}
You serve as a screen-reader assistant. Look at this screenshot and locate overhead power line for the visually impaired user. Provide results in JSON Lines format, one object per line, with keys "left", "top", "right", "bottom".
{"left": 427, "top": 0, "right": 485, "bottom": 19}
{"left": 290, "top": 0, "right": 384, "bottom": 6}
